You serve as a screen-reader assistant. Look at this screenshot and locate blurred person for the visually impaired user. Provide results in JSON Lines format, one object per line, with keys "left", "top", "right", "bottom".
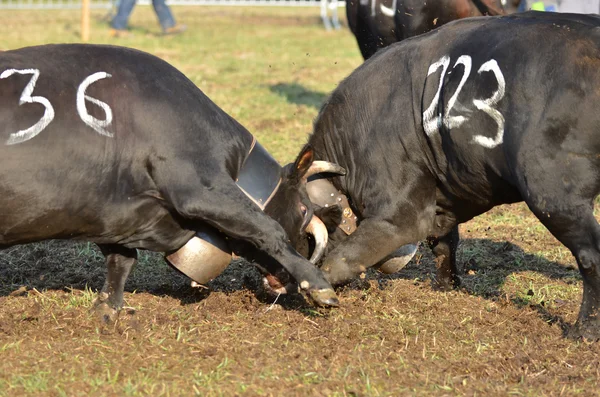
{"left": 109, "top": 0, "right": 186, "bottom": 37}
{"left": 558, "top": 0, "right": 599, "bottom": 13}
{"left": 517, "top": 0, "right": 599, "bottom": 12}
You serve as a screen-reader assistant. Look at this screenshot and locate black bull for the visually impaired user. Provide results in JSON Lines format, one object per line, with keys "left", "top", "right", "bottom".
{"left": 0, "top": 44, "right": 342, "bottom": 312}
{"left": 346, "top": 0, "right": 506, "bottom": 60}
{"left": 302, "top": 12, "right": 600, "bottom": 339}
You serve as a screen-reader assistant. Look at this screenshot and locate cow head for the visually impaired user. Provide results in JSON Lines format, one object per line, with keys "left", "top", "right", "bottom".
{"left": 168, "top": 144, "right": 345, "bottom": 292}
{"left": 264, "top": 145, "right": 345, "bottom": 263}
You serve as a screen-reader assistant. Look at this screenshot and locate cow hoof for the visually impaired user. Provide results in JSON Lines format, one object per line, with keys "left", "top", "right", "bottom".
{"left": 307, "top": 288, "right": 339, "bottom": 307}
{"left": 94, "top": 302, "right": 119, "bottom": 324}
{"left": 568, "top": 321, "right": 600, "bottom": 341}
{"left": 375, "top": 244, "right": 418, "bottom": 274}
{"left": 376, "top": 257, "right": 410, "bottom": 274}
{"left": 432, "top": 276, "right": 460, "bottom": 292}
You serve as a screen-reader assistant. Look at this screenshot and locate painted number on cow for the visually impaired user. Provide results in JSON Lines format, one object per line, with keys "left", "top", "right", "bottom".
{"left": 1, "top": 70, "right": 114, "bottom": 145}
{"left": 422, "top": 55, "right": 506, "bottom": 149}
{"left": 0, "top": 69, "right": 55, "bottom": 145}
{"left": 77, "top": 72, "right": 114, "bottom": 138}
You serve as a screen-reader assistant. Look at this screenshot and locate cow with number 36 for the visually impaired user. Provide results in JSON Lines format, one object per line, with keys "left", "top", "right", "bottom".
{"left": 0, "top": 44, "right": 342, "bottom": 319}
{"left": 296, "top": 12, "right": 600, "bottom": 340}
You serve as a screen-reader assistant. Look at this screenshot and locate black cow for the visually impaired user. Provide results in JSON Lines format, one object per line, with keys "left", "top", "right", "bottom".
{"left": 300, "top": 12, "right": 600, "bottom": 339}
{"left": 0, "top": 44, "right": 340, "bottom": 316}
{"left": 347, "top": 0, "right": 506, "bottom": 60}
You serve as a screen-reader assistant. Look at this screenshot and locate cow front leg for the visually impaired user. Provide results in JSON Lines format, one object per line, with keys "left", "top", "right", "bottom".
{"left": 164, "top": 177, "right": 337, "bottom": 307}
{"left": 427, "top": 225, "right": 460, "bottom": 291}
{"left": 321, "top": 217, "right": 428, "bottom": 285}
{"left": 93, "top": 244, "right": 137, "bottom": 322}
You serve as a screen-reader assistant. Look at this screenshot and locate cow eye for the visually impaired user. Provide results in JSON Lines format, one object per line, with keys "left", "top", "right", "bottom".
{"left": 300, "top": 205, "right": 307, "bottom": 216}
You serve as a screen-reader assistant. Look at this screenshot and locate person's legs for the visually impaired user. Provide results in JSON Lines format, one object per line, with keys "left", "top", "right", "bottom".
{"left": 152, "top": 0, "right": 176, "bottom": 30}
{"left": 111, "top": 0, "right": 136, "bottom": 30}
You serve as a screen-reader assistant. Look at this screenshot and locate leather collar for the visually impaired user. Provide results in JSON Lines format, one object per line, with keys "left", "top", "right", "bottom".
{"left": 236, "top": 137, "right": 282, "bottom": 210}
{"left": 306, "top": 175, "right": 358, "bottom": 235}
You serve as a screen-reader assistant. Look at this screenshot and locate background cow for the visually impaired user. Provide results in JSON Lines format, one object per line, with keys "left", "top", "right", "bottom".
{"left": 347, "top": 0, "right": 506, "bottom": 60}
{"left": 299, "top": 12, "right": 600, "bottom": 339}
{"left": 0, "top": 44, "right": 340, "bottom": 317}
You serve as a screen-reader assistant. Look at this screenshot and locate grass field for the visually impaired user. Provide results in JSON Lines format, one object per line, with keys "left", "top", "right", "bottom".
{"left": 1, "top": 6, "right": 600, "bottom": 396}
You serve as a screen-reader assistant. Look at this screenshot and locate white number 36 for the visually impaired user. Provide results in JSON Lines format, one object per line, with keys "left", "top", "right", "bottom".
{"left": 1, "top": 69, "right": 113, "bottom": 145}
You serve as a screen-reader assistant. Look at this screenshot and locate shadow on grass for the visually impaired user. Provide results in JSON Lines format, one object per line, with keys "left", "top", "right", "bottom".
{"left": 0, "top": 238, "right": 583, "bottom": 320}
{"left": 269, "top": 82, "right": 328, "bottom": 109}
{"left": 0, "top": 240, "right": 311, "bottom": 310}
{"left": 387, "top": 238, "right": 580, "bottom": 295}
{"left": 372, "top": 238, "right": 581, "bottom": 335}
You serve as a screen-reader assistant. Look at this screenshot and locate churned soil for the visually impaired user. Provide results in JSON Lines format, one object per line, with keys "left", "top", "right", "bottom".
{"left": 1, "top": 202, "right": 600, "bottom": 395}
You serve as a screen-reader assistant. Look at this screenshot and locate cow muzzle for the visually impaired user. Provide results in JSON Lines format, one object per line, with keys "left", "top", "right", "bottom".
{"left": 166, "top": 225, "right": 232, "bottom": 285}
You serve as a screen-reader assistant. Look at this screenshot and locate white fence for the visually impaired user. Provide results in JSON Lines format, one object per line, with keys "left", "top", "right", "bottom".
{"left": 0, "top": 0, "right": 327, "bottom": 8}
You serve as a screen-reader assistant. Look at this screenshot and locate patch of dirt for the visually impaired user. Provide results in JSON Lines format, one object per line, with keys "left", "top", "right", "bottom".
{"left": 1, "top": 203, "right": 600, "bottom": 395}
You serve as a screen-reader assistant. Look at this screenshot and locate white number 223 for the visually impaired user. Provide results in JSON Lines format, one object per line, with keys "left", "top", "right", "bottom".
{"left": 422, "top": 55, "right": 506, "bottom": 149}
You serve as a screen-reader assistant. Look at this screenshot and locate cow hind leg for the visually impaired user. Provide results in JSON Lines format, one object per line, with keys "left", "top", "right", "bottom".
{"left": 427, "top": 225, "right": 460, "bottom": 291}
{"left": 93, "top": 244, "right": 137, "bottom": 322}
{"left": 527, "top": 199, "right": 600, "bottom": 340}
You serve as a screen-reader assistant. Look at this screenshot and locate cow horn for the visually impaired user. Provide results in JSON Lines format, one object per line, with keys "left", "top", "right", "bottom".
{"left": 305, "top": 215, "right": 328, "bottom": 264}
{"left": 305, "top": 160, "right": 346, "bottom": 180}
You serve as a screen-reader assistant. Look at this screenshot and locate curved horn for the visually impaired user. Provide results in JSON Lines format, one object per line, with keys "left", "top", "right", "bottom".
{"left": 305, "top": 160, "right": 346, "bottom": 180}
{"left": 305, "top": 215, "right": 328, "bottom": 264}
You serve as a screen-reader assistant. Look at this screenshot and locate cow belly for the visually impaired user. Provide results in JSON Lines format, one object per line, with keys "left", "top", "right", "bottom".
{"left": 0, "top": 197, "right": 194, "bottom": 253}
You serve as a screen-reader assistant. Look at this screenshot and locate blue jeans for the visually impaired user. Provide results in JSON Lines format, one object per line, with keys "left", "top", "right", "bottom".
{"left": 111, "top": 0, "right": 176, "bottom": 31}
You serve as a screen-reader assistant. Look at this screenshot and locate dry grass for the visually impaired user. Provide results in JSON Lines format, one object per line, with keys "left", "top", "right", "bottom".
{"left": 1, "top": 6, "right": 600, "bottom": 396}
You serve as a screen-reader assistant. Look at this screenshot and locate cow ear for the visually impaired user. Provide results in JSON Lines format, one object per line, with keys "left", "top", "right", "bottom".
{"left": 292, "top": 144, "right": 314, "bottom": 181}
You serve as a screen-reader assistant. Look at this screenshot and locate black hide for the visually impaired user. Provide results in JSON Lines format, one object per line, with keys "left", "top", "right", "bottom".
{"left": 346, "top": 0, "right": 506, "bottom": 60}
{"left": 0, "top": 44, "right": 337, "bottom": 310}
{"left": 305, "top": 12, "right": 600, "bottom": 339}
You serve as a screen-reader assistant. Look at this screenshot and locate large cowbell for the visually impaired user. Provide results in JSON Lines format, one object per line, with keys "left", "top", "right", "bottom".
{"left": 166, "top": 139, "right": 282, "bottom": 285}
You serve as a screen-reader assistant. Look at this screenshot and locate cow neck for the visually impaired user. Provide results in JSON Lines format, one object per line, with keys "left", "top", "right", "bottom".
{"left": 235, "top": 136, "right": 282, "bottom": 210}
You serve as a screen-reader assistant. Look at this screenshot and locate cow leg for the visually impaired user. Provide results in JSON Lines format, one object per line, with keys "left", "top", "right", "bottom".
{"left": 93, "top": 244, "right": 137, "bottom": 321}
{"left": 321, "top": 215, "right": 431, "bottom": 285}
{"left": 163, "top": 176, "right": 337, "bottom": 306}
{"left": 320, "top": 177, "right": 436, "bottom": 285}
{"left": 528, "top": 204, "right": 600, "bottom": 340}
{"left": 427, "top": 225, "right": 460, "bottom": 291}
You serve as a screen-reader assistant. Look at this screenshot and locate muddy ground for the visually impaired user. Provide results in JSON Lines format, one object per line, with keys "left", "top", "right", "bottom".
{"left": 1, "top": 203, "right": 600, "bottom": 396}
